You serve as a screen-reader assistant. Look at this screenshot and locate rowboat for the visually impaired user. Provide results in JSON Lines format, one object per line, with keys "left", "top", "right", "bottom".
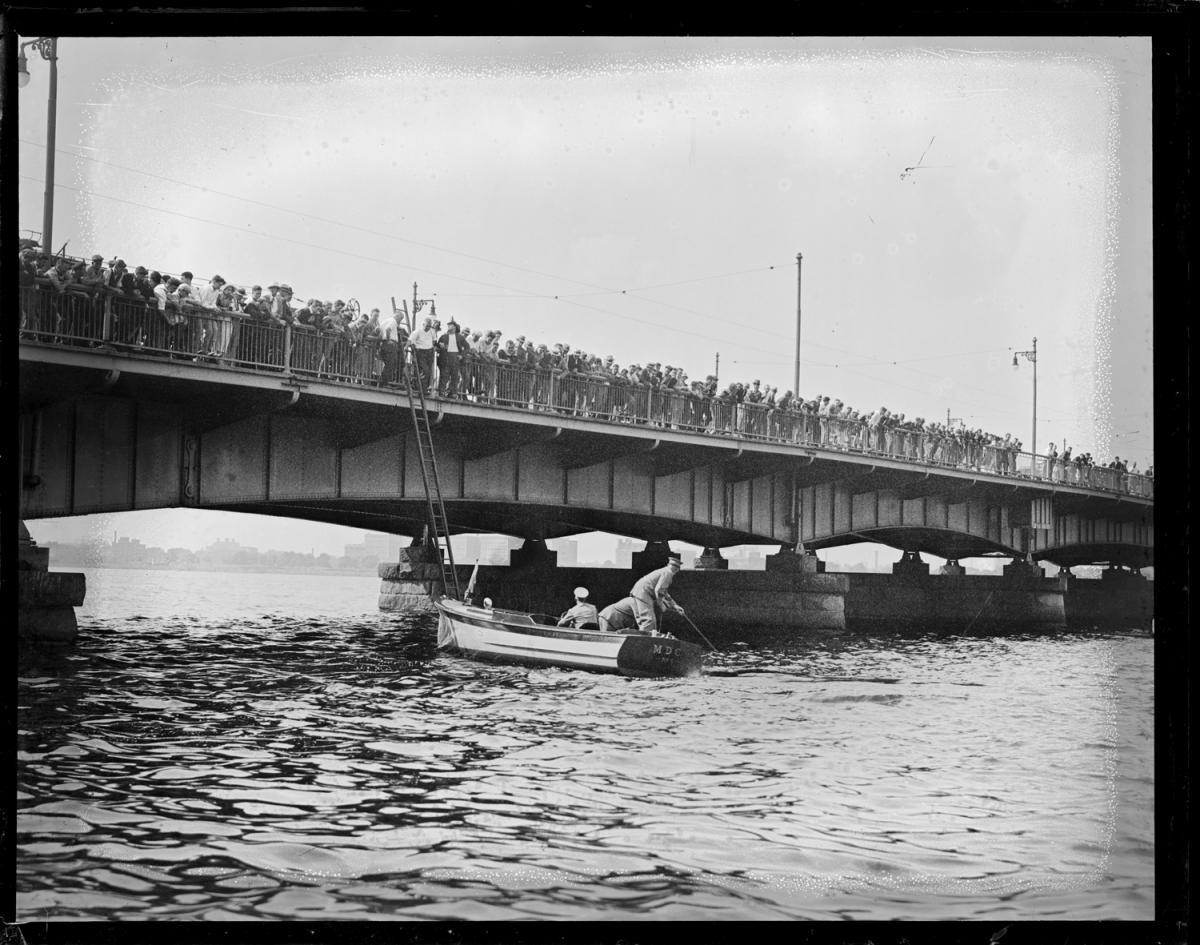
{"left": 434, "top": 596, "right": 705, "bottom": 677}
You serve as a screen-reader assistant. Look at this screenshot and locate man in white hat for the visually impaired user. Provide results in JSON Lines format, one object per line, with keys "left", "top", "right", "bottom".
{"left": 269, "top": 283, "right": 294, "bottom": 326}
{"left": 557, "top": 586, "right": 599, "bottom": 629}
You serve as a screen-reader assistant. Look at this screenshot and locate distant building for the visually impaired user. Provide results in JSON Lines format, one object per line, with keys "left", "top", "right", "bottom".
{"left": 453, "top": 533, "right": 517, "bottom": 565}
{"left": 727, "top": 549, "right": 765, "bottom": 570}
{"left": 553, "top": 539, "right": 579, "bottom": 567}
{"left": 343, "top": 531, "right": 405, "bottom": 563}
{"left": 110, "top": 536, "right": 148, "bottom": 566}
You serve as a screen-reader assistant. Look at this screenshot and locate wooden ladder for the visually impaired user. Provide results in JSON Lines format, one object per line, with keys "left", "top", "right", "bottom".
{"left": 401, "top": 357, "right": 460, "bottom": 599}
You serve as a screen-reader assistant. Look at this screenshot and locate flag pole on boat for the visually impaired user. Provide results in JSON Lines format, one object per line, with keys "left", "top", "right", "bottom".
{"left": 463, "top": 560, "right": 480, "bottom": 604}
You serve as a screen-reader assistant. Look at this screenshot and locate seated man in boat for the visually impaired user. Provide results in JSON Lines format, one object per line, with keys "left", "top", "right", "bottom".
{"left": 598, "top": 596, "right": 639, "bottom": 633}
{"left": 629, "top": 552, "right": 686, "bottom": 635}
{"left": 557, "top": 587, "right": 600, "bottom": 630}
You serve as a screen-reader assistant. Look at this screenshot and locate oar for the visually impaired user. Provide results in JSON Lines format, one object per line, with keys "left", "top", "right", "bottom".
{"left": 672, "top": 609, "right": 719, "bottom": 652}
{"left": 704, "top": 669, "right": 899, "bottom": 682}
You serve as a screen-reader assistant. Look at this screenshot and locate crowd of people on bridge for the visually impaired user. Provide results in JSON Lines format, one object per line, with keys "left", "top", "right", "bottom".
{"left": 18, "top": 244, "right": 1151, "bottom": 495}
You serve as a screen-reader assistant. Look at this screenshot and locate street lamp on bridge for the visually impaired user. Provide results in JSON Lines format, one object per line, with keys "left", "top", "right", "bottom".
{"left": 17, "top": 37, "right": 59, "bottom": 255}
{"left": 793, "top": 252, "right": 803, "bottom": 396}
{"left": 1012, "top": 336, "right": 1038, "bottom": 458}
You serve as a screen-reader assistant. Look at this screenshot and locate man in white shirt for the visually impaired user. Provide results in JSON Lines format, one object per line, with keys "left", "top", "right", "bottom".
{"left": 195, "top": 275, "right": 229, "bottom": 358}
{"left": 409, "top": 316, "right": 438, "bottom": 394}
{"left": 376, "top": 308, "right": 401, "bottom": 385}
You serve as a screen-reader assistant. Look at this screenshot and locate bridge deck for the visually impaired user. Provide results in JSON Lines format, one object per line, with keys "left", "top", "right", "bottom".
{"left": 17, "top": 284, "right": 1152, "bottom": 503}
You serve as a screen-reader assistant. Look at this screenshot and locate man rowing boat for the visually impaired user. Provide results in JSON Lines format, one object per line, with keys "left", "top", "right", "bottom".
{"left": 627, "top": 551, "right": 685, "bottom": 634}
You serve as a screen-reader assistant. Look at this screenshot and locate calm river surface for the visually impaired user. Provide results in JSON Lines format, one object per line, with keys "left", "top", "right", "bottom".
{"left": 17, "top": 568, "right": 1154, "bottom": 921}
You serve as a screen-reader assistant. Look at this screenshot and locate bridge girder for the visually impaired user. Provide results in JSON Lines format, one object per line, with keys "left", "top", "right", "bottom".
{"left": 209, "top": 498, "right": 764, "bottom": 549}
{"left": 19, "top": 349, "right": 1152, "bottom": 569}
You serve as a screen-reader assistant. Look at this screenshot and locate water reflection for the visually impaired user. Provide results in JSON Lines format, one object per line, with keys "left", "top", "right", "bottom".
{"left": 18, "top": 609, "right": 1153, "bottom": 920}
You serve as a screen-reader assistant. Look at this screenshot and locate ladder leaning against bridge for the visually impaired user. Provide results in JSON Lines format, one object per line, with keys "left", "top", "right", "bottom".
{"left": 399, "top": 356, "right": 460, "bottom": 599}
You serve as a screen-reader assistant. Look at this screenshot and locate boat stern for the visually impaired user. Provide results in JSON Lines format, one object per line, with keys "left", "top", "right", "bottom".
{"left": 615, "top": 634, "right": 705, "bottom": 678}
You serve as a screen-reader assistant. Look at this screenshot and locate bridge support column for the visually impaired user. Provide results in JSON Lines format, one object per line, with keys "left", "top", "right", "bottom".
{"left": 938, "top": 558, "right": 965, "bottom": 576}
{"left": 892, "top": 550, "right": 930, "bottom": 578}
{"left": 509, "top": 538, "right": 558, "bottom": 571}
{"left": 766, "top": 544, "right": 823, "bottom": 573}
{"left": 377, "top": 538, "right": 443, "bottom": 614}
{"left": 694, "top": 546, "right": 729, "bottom": 570}
{"left": 1002, "top": 555, "right": 1043, "bottom": 582}
{"left": 1061, "top": 565, "right": 1152, "bottom": 631}
{"left": 631, "top": 540, "right": 672, "bottom": 573}
{"left": 18, "top": 521, "right": 86, "bottom": 644}
{"left": 461, "top": 562, "right": 847, "bottom": 638}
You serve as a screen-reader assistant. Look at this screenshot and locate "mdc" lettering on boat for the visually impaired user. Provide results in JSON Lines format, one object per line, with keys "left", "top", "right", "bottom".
{"left": 652, "top": 644, "right": 676, "bottom": 657}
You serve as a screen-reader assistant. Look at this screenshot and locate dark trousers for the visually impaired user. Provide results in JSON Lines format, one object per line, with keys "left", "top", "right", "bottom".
{"left": 380, "top": 341, "right": 400, "bottom": 384}
{"left": 414, "top": 348, "right": 436, "bottom": 392}
{"left": 439, "top": 352, "right": 461, "bottom": 396}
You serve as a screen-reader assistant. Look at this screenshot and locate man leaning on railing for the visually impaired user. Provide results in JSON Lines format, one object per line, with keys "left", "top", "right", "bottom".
{"left": 17, "top": 278, "right": 1152, "bottom": 499}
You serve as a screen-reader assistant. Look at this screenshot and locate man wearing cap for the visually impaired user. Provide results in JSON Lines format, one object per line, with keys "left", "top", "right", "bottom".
{"left": 436, "top": 320, "right": 470, "bottom": 398}
{"left": 80, "top": 254, "right": 106, "bottom": 290}
{"left": 557, "top": 587, "right": 600, "bottom": 629}
{"left": 101, "top": 258, "right": 129, "bottom": 291}
{"left": 101, "top": 259, "right": 139, "bottom": 344}
{"left": 269, "top": 283, "right": 293, "bottom": 325}
{"left": 132, "top": 266, "right": 154, "bottom": 302}
{"left": 628, "top": 552, "right": 686, "bottom": 635}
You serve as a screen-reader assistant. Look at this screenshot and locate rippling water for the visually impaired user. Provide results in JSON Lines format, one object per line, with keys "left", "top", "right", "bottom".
{"left": 17, "top": 568, "right": 1154, "bottom": 920}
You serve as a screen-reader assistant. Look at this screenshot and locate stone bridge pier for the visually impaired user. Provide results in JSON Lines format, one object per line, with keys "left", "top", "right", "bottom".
{"left": 18, "top": 521, "right": 86, "bottom": 644}
{"left": 377, "top": 540, "right": 1151, "bottom": 637}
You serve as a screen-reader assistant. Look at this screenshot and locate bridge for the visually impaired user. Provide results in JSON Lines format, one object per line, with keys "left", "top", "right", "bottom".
{"left": 18, "top": 285, "right": 1153, "bottom": 570}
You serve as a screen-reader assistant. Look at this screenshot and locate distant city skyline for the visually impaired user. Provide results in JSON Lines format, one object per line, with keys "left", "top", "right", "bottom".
{"left": 28, "top": 513, "right": 1022, "bottom": 574}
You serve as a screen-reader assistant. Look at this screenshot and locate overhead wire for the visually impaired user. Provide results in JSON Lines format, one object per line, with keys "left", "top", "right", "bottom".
{"left": 18, "top": 174, "right": 792, "bottom": 353}
{"left": 20, "top": 171, "right": 1074, "bottom": 428}
{"left": 23, "top": 139, "right": 1090, "bottom": 385}
{"left": 21, "top": 138, "right": 796, "bottom": 340}
{"left": 20, "top": 144, "right": 1131, "bottom": 434}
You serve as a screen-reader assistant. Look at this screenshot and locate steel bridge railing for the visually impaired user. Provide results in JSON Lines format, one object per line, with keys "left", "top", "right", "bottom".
{"left": 18, "top": 283, "right": 1154, "bottom": 501}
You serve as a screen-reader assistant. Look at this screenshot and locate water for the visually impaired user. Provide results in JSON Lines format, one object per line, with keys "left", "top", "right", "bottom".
{"left": 17, "top": 568, "right": 1154, "bottom": 921}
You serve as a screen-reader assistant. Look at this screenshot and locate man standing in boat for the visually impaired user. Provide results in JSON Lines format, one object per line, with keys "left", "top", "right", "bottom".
{"left": 629, "top": 551, "right": 686, "bottom": 635}
{"left": 557, "top": 587, "right": 600, "bottom": 630}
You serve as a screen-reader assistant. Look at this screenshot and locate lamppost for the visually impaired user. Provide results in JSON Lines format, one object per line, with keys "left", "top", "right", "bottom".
{"left": 1012, "top": 336, "right": 1038, "bottom": 458}
{"left": 16, "top": 37, "right": 59, "bottom": 254}
{"left": 793, "top": 251, "right": 803, "bottom": 395}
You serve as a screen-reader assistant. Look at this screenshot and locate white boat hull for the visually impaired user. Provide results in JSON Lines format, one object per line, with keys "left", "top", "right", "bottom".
{"left": 435, "top": 598, "right": 703, "bottom": 677}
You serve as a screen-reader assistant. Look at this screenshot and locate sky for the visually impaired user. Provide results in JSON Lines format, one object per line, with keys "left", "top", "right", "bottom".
{"left": 17, "top": 35, "right": 1153, "bottom": 560}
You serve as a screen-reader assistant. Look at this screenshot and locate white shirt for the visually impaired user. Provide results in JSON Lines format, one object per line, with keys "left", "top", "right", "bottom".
{"left": 195, "top": 285, "right": 223, "bottom": 309}
{"left": 411, "top": 326, "right": 437, "bottom": 350}
{"left": 377, "top": 314, "right": 400, "bottom": 343}
{"left": 558, "top": 601, "right": 599, "bottom": 628}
